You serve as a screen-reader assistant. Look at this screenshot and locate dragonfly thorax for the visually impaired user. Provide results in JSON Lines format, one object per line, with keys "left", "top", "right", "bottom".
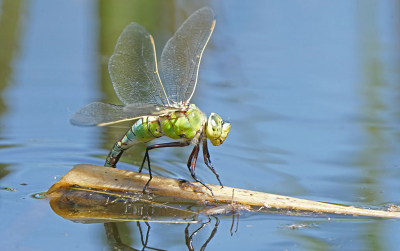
{"left": 206, "top": 113, "right": 231, "bottom": 146}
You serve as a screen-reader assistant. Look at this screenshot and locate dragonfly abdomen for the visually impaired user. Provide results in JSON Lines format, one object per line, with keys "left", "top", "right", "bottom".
{"left": 133, "top": 116, "right": 164, "bottom": 142}
{"left": 105, "top": 116, "right": 162, "bottom": 167}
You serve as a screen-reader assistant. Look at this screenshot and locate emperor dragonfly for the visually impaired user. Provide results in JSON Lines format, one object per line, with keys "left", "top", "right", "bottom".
{"left": 70, "top": 7, "right": 230, "bottom": 199}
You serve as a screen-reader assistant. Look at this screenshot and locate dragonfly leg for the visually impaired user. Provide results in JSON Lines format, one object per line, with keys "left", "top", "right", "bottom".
{"left": 187, "top": 144, "right": 217, "bottom": 201}
{"left": 140, "top": 141, "right": 191, "bottom": 193}
{"left": 202, "top": 140, "right": 223, "bottom": 188}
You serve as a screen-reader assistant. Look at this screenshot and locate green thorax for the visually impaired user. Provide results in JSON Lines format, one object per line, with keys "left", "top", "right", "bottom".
{"left": 159, "top": 104, "right": 206, "bottom": 140}
{"left": 132, "top": 104, "right": 206, "bottom": 143}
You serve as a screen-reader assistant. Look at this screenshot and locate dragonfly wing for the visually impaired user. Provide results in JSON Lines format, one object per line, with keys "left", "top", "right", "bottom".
{"left": 160, "top": 7, "right": 215, "bottom": 104}
{"left": 70, "top": 102, "right": 131, "bottom": 126}
{"left": 109, "top": 23, "right": 170, "bottom": 107}
{"left": 70, "top": 102, "right": 180, "bottom": 126}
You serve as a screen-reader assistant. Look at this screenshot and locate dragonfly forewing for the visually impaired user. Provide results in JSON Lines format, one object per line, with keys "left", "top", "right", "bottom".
{"left": 160, "top": 6, "right": 215, "bottom": 104}
{"left": 109, "top": 23, "right": 169, "bottom": 107}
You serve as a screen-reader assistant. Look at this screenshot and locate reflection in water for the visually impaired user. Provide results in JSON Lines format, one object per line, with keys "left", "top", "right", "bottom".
{"left": 48, "top": 188, "right": 199, "bottom": 223}
{"left": 356, "top": 0, "right": 386, "bottom": 205}
{"left": 185, "top": 217, "right": 219, "bottom": 251}
{"left": 0, "top": 0, "right": 23, "bottom": 180}
{"left": 0, "top": 0, "right": 22, "bottom": 112}
{"left": 355, "top": 2, "right": 387, "bottom": 251}
{"left": 136, "top": 221, "right": 160, "bottom": 250}
{"left": 105, "top": 222, "right": 169, "bottom": 251}
{"left": 49, "top": 188, "right": 234, "bottom": 250}
{"left": 48, "top": 184, "right": 254, "bottom": 250}
{"left": 200, "top": 189, "right": 251, "bottom": 236}
{"left": 105, "top": 219, "right": 220, "bottom": 251}
{"left": 0, "top": 163, "right": 10, "bottom": 180}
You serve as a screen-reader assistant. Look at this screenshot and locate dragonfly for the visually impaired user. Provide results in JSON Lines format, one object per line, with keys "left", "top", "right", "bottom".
{"left": 70, "top": 7, "right": 230, "bottom": 199}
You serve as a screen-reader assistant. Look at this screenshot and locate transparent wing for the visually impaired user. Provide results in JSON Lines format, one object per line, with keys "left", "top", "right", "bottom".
{"left": 160, "top": 6, "right": 215, "bottom": 104}
{"left": 70, "top": 102, "right": 178, "bottom": 126}
{"left": 109, "top": 23, "right": 170, "bottom": 107}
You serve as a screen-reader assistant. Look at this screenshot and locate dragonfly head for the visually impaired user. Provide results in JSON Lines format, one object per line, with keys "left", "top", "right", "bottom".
{"left": 206, "top": 113, "right": 231, "bottom": 146}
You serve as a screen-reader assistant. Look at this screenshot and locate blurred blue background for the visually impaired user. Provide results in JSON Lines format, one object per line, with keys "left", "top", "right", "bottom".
{"left": 0, "top": 0, "right": 399, "bottom": 250}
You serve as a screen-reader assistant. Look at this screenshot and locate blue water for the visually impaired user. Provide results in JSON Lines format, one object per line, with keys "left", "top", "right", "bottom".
{"left": 0, "top": 1, "right": 399, "bottom": 250}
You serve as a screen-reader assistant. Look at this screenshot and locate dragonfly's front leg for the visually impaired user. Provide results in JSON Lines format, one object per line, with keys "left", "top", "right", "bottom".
{"left": 140, "top": 141, "right": 191, "bottom": 193}
{"left": 187, "top": 144, "right": 217, "bottom": 201}
{"left": 202, "top": 139, "right": 223, "bottom": 188}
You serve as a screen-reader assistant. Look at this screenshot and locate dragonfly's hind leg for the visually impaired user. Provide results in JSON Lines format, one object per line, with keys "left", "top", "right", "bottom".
{"left": 140, "top": 141, "right": 191, "bottom": 193}
{"left": 187, "top": 144, "right": 217, "bottom": 201}
{"left": 202, "top": 139, "right": 223, "bottom": 188}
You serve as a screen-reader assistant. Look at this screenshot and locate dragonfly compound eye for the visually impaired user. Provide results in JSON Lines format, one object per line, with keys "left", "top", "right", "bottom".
{"left": 206, "top": 113, "right": 230, "bottom": 146}
{"left": 206, "top": 113, "right": 222, "bottom": 139}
